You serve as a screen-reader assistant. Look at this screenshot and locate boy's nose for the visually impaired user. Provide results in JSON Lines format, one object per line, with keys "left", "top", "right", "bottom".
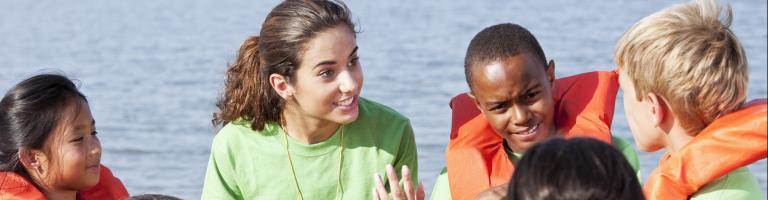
{"left": 510, "top": 105, "right": 531, "bottom": 126}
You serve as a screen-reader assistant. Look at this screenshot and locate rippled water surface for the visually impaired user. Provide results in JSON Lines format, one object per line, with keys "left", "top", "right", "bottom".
{"left": 1, "top": 0, "right": 765, "bottom": 198}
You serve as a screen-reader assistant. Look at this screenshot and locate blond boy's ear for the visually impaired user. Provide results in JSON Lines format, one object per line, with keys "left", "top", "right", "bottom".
{"left": 646, "top": 93, "right": 669, "bottom": 128}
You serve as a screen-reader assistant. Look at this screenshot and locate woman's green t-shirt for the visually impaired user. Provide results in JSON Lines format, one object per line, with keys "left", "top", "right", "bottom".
{"left": 202, "top": 98, "right": 418, "bottom": 200}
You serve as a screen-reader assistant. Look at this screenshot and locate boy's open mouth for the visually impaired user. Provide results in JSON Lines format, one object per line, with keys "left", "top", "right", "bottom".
{"left": 511, "top": 121, "right": 540, "bottom": 141}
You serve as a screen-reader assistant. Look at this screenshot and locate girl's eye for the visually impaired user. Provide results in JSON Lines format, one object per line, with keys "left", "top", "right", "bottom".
{"left": 71, "top": 137, "right": 84, "bottom": 142}
{"left": 319, "top": 69, "right": 335, "bottom": 77}
{"left": 91, "top": 131, "right": 98, "bottom": 136}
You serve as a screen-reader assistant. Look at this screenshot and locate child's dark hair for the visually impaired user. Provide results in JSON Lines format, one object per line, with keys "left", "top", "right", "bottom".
{"left": 0, "top": 74, "right": 87, "bottom": 181}
{"left": 507, "top": 137, "right": 644, "bottom": 200}
{"left": 213, "top": 0, "right": 357, "bottom": 131}
{"left": 464, "top": 23, "right": 547, "bottom": 90}
{"left": 129, "top": 194, "right": 183, "bottom": 200}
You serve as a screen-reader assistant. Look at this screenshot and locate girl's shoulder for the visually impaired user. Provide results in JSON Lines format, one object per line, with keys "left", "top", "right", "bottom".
{"left": 357, "top": 97, "right": 410, "bottom": 124}
{"left": 212, "top": 120, "right": 281, "bottom": 148}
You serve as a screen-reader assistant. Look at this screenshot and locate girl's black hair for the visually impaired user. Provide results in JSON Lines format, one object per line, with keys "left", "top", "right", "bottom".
{"left": 507, "top": 137, "right": 645, "bottom": 200}
{"left": 0, "top": 74, "right": 87, "bottom": 181}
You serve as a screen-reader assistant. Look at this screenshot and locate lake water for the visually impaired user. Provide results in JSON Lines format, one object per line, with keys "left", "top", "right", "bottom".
{"left": 1, "top": 0, "right": 765, "bottom": 199}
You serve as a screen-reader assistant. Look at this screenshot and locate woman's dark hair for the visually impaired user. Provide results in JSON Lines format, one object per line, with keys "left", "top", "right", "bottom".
{"left": 213, "top": 0, "right": 357, "bottom": 130}
{"left": 0, "top": 74, "right": 87, "bottom": 181}
{"left": 507, "top": 137, "right": 645, "bottom": 200}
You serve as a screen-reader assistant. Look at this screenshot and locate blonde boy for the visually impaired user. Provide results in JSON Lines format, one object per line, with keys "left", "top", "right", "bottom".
{"left": 616, "top": 0, "right": 765, "bottom": 199}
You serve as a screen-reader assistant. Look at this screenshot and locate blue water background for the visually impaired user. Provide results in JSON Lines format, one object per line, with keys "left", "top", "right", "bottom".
{"left": 1, "top": 0, "right": 765, "bottom": 198}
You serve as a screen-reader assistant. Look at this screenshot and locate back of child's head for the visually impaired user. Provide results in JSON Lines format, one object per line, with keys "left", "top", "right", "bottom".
{"left": 0, "top": 74, "right": 87, "bottom": 179}
{"left": 129, "top": 194, "right": 183, "bottom": 200}
{"left": 464, "top": 23, "right": 547, "bottom": 90}
{"left": 507, "top": 137, "right": 644, "bottom": 200}
{"left": 615, "top": 0, "right": 747, "bottom": 133}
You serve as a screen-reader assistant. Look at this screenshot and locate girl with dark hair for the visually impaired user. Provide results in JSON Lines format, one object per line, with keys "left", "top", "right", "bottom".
{"left": 0, "top": 74, "right": 129, "bottom": 199}
{"left": 506, "top": 137, "right": 644, "bottom": 200}
{"left": 202, "top": 0, "right": 420, "bottom": 199}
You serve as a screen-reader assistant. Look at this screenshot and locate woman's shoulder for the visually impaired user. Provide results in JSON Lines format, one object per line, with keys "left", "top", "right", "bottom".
{"left": 212, "top": 120, "right": 280, "bottom": 148}
{"left": 358, "top": 97, "right": 410, "bottom": 123}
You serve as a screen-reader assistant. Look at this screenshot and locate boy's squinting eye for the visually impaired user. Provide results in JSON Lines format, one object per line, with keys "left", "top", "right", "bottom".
{"left": 524, "top": 91, "right": 540, "bottom": 100}
{"left": 490, "top": 102, "right": 507, "bottom": 112}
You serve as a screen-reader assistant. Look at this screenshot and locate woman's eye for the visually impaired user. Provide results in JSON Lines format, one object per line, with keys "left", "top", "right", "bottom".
{"left": 319, "top": 70, "right": 335, "bottom": 77}
{"left": 91, "top": 131, "right": 98, "bottom": 136}
{"left": 348, "top": 57, "right": 360, "bottom": 67}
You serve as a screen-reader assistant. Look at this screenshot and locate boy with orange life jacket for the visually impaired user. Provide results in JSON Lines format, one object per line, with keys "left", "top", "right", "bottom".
{"left": 614, "top": 0, "right": 766, "bottom": 199}
{"left": 428, "top": 23, "right": 641, "bottom": 200}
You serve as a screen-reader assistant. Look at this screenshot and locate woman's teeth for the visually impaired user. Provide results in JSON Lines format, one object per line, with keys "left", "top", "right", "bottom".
{"left": 335, "top": 97, "right": 354, "bottom": 106}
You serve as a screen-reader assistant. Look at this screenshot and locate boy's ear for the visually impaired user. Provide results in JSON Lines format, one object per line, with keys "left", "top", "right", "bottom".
{"left": 467, "top": 92, "right": 485, "bottom": 114}
{"left": 646, "top": 93, "right": 668, "bottom": 127}
{"left": 269, "top": 74, "right": 294, "bottom": 100}
{"left": 546, "top": 60, "right": 556, "bottom": 85}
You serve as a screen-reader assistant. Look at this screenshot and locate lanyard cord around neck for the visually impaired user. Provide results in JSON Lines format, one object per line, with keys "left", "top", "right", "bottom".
{"left": 283, "top": 125, "right": 345, "bottom": 200}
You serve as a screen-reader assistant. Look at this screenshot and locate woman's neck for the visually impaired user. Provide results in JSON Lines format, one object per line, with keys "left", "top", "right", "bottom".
{"left": 281, "top": 106, "right": 339, "bottom": 144}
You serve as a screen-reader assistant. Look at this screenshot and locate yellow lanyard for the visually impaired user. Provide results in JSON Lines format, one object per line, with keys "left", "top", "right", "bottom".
{"left": 283, "top": 125, "right": 344, "bottom": 200}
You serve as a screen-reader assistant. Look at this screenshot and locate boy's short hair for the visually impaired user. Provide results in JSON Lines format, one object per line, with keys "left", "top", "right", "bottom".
{"left": 464, "top": 23, "right": 547, "bottom": 90}
{"left": 615, "top": 0, "right": 747, "bottom": 133}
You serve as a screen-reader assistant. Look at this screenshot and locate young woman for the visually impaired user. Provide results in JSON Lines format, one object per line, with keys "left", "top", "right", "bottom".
{"left": 202, "top": 0, "right": 419, "bottom": 199}
{"left": 0, "top": 74, "right": 129, "bottom": 200}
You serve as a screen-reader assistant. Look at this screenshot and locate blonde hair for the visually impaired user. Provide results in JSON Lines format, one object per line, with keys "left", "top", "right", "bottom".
{"left": 615, "top": 0, "right": 747, "bottom": 134}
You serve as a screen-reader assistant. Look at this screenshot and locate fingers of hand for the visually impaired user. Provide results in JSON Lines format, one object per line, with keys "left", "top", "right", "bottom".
{"left": 385, "top": 164, "right": 403, "bottom": 199}
{"left": 374, "top": 173, "right": 389, "bottom": 200}
{"left": 402, "top": 165, "right": 414, "bottom": 200}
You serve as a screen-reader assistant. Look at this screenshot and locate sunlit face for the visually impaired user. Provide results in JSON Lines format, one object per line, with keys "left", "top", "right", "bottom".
{"left": 618, "top": 70, "right": 664, "bottom": 152}
{"left": 43, "top": 100, "right": 102, "bottom": 190}
{"left": 289, "top": 24, "right": 362, "bottom": 124}
{"left": 469, "top": 53, "right": 556, "bottom": 153}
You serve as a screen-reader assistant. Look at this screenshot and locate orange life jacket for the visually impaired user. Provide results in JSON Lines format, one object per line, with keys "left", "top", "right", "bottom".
{"left": 445, "top": 71, "right": 619, "bottom": 200}
{"left": 0, "top": 165, "right": 129, "bottom": 200}
{"left": 644, "top": 99, "right": 767, "bottom": 200}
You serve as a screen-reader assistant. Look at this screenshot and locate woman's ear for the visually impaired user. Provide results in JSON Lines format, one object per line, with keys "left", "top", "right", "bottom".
{"left": 269, "top": 74, "right": 294, "bottom": 100}
{"left": 546, "top": 60, "right": 556, "bottom": 85}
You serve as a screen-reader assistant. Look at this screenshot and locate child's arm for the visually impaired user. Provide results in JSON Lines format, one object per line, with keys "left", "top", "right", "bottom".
{"left": 644, "top": 99, "right": 767, "bottom": 199}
